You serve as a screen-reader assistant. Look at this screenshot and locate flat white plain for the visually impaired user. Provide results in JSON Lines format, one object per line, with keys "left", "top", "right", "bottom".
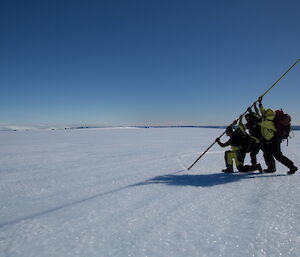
{"left": 1, "top": 128, "right": 299, "bottom": 257}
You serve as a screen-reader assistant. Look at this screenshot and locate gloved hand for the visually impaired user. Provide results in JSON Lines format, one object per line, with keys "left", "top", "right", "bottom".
{"left": 247, "top": 107, "right": 252, "bottom": 113}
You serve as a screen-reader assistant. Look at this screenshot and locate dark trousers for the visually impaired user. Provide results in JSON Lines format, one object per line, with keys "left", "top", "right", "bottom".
{"left": 261, "top": 138, "right": 294, "bottom": 170}
{"left": 250, "top": 143, "right": 260, "bottom": 165}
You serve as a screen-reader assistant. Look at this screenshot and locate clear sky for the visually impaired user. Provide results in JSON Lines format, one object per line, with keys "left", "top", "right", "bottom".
{"left": 1, "top": 0, "right": 299, "bottom": 126}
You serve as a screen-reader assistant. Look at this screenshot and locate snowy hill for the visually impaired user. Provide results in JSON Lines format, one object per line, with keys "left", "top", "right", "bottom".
{"left": 0, "top": 127, "right": 299, "bottom": 257}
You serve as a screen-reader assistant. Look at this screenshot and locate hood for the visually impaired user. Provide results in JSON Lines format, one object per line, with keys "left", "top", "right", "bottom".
{"left": 264, "top": 108, "right": 275, "bottom": 120}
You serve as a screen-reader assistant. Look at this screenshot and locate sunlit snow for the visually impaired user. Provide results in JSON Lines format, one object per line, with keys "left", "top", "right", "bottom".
{"left": 1, "top": 128, "right": 299, "bottom": 257}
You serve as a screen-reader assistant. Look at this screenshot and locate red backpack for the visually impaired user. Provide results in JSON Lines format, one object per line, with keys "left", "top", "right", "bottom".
{"left": 274, "top": 109, "right": 291, "bottom": 139}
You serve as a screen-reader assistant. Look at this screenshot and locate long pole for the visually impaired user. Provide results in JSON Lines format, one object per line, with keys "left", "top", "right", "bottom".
{"left": 187, "top": 59, "right": 300, "bottom": 171}
{"left": 261, "top": 58, "right": 300, "bottom": 97}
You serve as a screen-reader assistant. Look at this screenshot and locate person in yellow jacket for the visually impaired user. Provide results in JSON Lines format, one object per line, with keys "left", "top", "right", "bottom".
{"left": 255, "top": 99, "right": 277, "bottom": 141}
{"left": 255, "top": 97, "right": 298, "bottom": 174}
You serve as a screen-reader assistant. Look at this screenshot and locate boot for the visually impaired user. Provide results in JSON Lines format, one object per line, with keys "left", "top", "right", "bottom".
{"left": 222, "top": 166, "right": 233, "bottom": 173}
{"left": 287, "top": 166, "right": 298, "bottom": 175}
{"left": 263, "top": 168, "right": 276, "bottom": 173}
{"left": 239, "top": 164, "right": 262, "bottom": 173}
{"left": 254, "top": 163, "right": 263, "bottom": 173}
{"left": 237, "top": 165, "right": 248, "bottom": 172}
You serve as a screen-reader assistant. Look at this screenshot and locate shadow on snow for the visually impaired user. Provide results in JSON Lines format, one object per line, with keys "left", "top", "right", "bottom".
{"left": 132, "top": 171, "right": 288, "bottom": 188}
{"left": 0, "top": 170, "right": 287, "bottom": 228}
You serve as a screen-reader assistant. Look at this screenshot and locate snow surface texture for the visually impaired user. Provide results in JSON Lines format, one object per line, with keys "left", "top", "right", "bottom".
{"left": 0, "top": 128, "right": 299, "bottom": 257}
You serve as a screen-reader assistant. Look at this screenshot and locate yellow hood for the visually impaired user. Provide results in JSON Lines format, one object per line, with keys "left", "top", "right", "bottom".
{"left": 264, "top": 108, "right": 275, "bottom": 120}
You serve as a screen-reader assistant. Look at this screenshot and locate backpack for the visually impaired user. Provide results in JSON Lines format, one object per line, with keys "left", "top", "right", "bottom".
{"left": 274, "top": 109, "right": 291, "bottom": 139}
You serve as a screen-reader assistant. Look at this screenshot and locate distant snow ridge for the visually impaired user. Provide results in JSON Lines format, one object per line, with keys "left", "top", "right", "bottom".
{"left": 0, "top": 124, "right": 140, "bottom": 131}
{"left": 1, "top": 123, "right": 299, "bottom": 132}
{"left": 0, "top": 124, "right": 63, "bottom": 131}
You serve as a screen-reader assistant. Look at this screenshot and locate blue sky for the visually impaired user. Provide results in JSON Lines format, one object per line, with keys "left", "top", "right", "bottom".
{"left": 1, "top": 0, "right": 299, "bottom": 125}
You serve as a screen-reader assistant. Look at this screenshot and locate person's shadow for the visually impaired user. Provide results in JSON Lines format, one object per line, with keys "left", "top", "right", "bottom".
{"left": 132, "top": 171, "right": 287, "bottom": 188}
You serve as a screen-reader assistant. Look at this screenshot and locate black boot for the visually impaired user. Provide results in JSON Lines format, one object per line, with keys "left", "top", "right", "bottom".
{"left": 287, "top": 166, "right": 298, "bottom": 175}
{"left": 254, "top": 163, "right": 263, "bottom": 173}
{"left": 222, "top": 166, "right": 233, "bottom": 173}
{"left": 263, "top": 168, "right": 276, "bottom": 173}
{"left": 241, "top": 164, "right": 262, "bottom": 173}
{"left": 237, "top": 165, "right": 248, "bottom": 172}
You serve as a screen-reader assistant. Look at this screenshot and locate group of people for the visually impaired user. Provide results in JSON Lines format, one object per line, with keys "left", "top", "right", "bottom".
{"left": 216, "top": 96, "right": 298, "bottom": 175}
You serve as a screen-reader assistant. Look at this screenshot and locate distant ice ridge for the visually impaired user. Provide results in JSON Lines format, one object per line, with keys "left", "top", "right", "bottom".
{"left": 1, "top": 123, "right": 299, "bottom": 132}
{"left": 0, "top": 123, "right": 71, "bottom": 131}
{"left": 0, "top": 123, "right": 228, "bottom": 131}
{"left": 0, "top": 124, "right": 53, "bottom": 131}
{"left": 0, "top": 124, "right": 140, "bottom": 131}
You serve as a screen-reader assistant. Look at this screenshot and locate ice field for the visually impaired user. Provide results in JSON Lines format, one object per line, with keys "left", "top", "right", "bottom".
{"left": 0, "top": 127, "right": 299, "bottom": 257}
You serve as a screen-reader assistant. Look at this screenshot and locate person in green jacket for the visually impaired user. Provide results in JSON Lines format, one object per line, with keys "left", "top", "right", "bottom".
{"left": 255, "top": 97, "right": 298, "bottom": 174}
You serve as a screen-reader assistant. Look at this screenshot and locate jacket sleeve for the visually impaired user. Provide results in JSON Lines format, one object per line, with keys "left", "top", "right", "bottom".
{"left": 238, "top": 121, "right": 247, "bottom": 135}
{"left": 239, "top": 118, "right": 260, "bottom": 143}
{"left": 217, "top": 139, "right": 231, "bottom": 147}
{"left": 259, "top": 103, "right": 266, "bottom": 116}
{"left": 259, "top": 120, "right": 277, "bottom": 140}
{"left": 254, "top": 104, "right": 261, "bottom": 117}
{"left": 259, "top": 121, "right": 277, "bottom": 131}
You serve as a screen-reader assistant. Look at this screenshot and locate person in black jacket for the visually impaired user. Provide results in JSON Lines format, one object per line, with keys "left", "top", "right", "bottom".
{"left": 216, "top": 122, "right": 262, "bottom": 173}
{"left": 244, "top": 107, "right": 262, "bottom": 167}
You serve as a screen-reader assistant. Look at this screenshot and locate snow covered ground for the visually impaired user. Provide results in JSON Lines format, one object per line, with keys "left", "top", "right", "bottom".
{"left": 0, "top": 127, "right": 299, "bottom": 257}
